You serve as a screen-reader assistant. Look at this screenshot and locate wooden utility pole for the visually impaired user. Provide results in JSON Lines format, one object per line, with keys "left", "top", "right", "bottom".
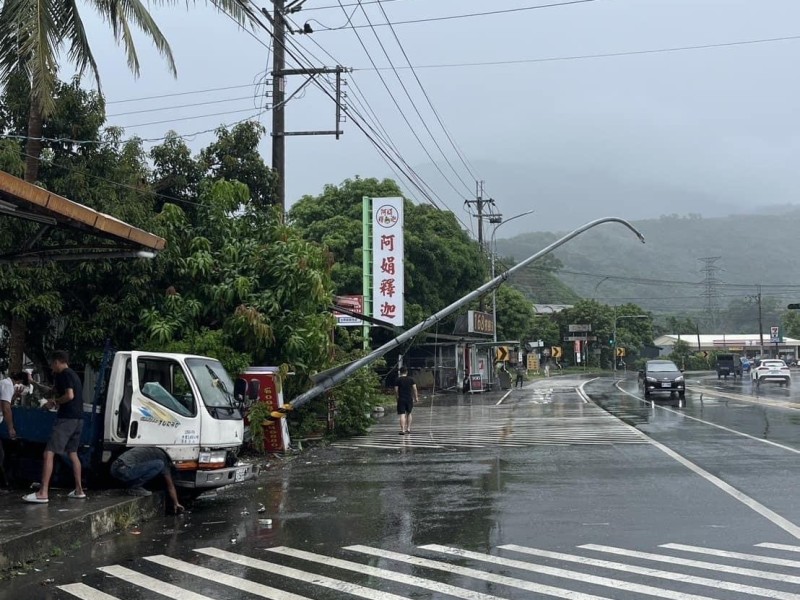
{"left": 271, "top": 0, "right": 286, "bottom": 218}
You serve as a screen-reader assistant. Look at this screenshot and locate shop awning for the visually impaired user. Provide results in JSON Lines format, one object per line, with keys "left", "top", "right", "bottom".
{"left": 0, "top": 170, "right": 166, "bottom": 263}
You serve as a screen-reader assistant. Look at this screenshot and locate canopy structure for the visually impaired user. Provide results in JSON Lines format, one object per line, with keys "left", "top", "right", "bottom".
{"left": 0, "top": 170, "right": 166, "bottom": 263}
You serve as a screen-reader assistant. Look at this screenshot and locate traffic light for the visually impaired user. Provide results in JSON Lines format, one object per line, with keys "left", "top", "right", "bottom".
{"left": 609, "top": 338, "right": 615, "bottom": 345}
{"left": 788, "top": 304, "right": 800, "bottom": 310}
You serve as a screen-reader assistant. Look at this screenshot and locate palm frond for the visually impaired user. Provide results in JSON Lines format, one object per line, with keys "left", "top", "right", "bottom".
{"left": 59, "top": 0, "right": 102, "bottom": 91}
{"left": 115, "top": 0, "right": 176, "bottom": 76}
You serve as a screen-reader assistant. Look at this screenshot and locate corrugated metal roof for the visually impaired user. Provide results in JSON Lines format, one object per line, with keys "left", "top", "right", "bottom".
{"left": 0, "top": 170, "right": 166, "bottom": 253}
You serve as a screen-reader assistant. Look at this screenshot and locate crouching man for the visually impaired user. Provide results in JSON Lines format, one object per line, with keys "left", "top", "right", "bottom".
{"left": 111, "top": 446, "right": 184, "bottom": 513}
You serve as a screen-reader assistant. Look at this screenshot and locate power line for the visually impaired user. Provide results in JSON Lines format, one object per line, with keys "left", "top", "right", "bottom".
{"left": 106, "top": 82, "right": 260, "bottom": 105}
{"left": 354, "top": 34, "right": 800, "bottom": 71}
{"left": 373, "top": 0, "right": 480, "bottom": 183}
{"left": 121, "top": 108, "right": 262, "bottom": 129}
{"left": 334, "top": 1, "right": 471, "bottom": 202}
{"left": 312, "top": 0, "right": 596, "bottom": 30}
{"left": 352, "top": 1, "right": 474, "bottom": 198}
{"left": 107, "top": 95, "right": 259, "bottom": 118}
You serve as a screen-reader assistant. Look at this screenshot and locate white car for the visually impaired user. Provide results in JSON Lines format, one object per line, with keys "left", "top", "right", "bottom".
{"left": 751, "top": 359, "right": 791, "bottom": 387}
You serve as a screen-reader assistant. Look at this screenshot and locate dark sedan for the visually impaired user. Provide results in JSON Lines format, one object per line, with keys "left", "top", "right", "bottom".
{"left": 638, "top": 359, "right": 686, "bottom": 399}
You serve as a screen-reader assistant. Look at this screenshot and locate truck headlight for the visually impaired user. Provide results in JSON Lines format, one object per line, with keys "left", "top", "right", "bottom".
{"left": 199, "top": 450, "right": 227, "bottom": 469}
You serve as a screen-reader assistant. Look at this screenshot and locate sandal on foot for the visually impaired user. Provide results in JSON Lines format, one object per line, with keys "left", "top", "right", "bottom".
{"left": 22, "top": 492, "right": 48, "bottom": 504}
{"left": 68, "top": 490, "right": 87, "bottom": 499}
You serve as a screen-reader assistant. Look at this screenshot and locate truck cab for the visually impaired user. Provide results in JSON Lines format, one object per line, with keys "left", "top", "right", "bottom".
{"left": 102, "top": 352, "right": 254, "bottom": 489}
{"left": 715, "top": 353, "right": 741, "bottom": 380}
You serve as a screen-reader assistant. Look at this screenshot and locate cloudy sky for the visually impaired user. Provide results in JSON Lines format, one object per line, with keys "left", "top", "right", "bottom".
{"left": 75, "top": 0, "right": 800, "bottom": 234}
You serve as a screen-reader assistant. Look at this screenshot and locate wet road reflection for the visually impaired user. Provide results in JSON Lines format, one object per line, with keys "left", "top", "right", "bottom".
{"left": 587, "top": 373, "right": 800, "bottom": 452}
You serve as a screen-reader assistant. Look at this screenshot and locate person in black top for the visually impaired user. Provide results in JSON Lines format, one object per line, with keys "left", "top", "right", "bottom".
{"left": 23, "top": 350, "right": 86, "bottom": 503}
{"left": 394, "top": 366, "right": 418, "bottom": 435}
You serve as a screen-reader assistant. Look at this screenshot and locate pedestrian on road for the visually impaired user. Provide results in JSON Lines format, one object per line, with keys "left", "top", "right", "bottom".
{"left": 395, "top": 367, "right": 418, "bottom": 435}
{"left": 110, "top": 446, "right": 184, "bottom": 513}
{"left": 0, "top": 371, "right": 31, "bottom": 489}
{"left": 23, "top": 351, "right": 86, "bottom": 504}
{"left": 514, "top": 365, "right": 525, "bottom": 388}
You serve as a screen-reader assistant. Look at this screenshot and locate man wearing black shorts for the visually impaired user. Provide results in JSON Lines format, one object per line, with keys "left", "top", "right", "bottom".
{"left": 23, "top": 351, "right": 86, "bottom": 503}
{"left": 394, "top": 366, "right": 418, "bottom": 435}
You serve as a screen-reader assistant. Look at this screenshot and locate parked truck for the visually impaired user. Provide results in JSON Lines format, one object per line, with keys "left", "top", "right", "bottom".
{"left": 715, "top": 353, "right": 741, "bottom": 380}
{"left": 1, "top": 351, "right": 255, "bottom": 492}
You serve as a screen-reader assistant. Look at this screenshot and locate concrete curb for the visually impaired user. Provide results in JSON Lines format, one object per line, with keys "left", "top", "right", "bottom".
{"left": 0, "top": 493, "right": 165, "bottom": 572}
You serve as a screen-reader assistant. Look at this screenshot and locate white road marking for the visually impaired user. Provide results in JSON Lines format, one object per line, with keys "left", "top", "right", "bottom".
{"left": 581, "top": 544, "right": 800, "bottom": 585}
{"left": 145, "top": 555, "right": 312, "bottom": 600}
{"left": 756, "top": 543, "right": 800, "bottom": 553}
{"left": 58, "top": 584, "right": 122, "bottom": 600}
{"left": 614, "top": 380, "right": 800, "bottom": 455}
{"left": 589, "top": 381, "right": 800, "bottom": 540}
{"left": 345, "top": 545, "right": 616, "bottom": 600}
{"left": 98, "top": 565, "right": 213, "bottom": 600}
{"left": 266, "top": 546, "right": 509, "bottom": 600}
{"left": 422, "top": 544, "right": 721, "bottom": 600}
{"left": 498, "top": 544, "right": 800, "bottom": 599}
{"left": 195, "top": 547, "right": 410, "bottom": 600}
{"left": 661, "top": 544, "right": 800, "bottom": 568}
{"left": 496, "top": 390, "right": 512, "bottom": 405}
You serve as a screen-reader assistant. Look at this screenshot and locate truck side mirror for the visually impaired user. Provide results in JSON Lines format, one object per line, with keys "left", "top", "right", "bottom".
{"left": 248, "top": 379, "right": 261, "bottom": 401}
{"left": 234, "top": 378, "right": 247, "bottom": 404}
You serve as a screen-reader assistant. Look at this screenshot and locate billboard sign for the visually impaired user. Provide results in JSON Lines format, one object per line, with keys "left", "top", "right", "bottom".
{"left": 333, "top": 295, "right": 364, "bottom": 327}
{"left": 372, "top": 198, "right": 404, "bottom": 327}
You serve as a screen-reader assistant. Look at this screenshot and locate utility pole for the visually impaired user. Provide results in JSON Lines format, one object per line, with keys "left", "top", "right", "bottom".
{"left": 747, "top": 285, "right": 765, "bottom": 357}
{"left": 272, "top": 0, "right": 286, "bottom": 218}
{"left": 267, "top": 0, "right": 349, "bottom": 219}
{"left": 698, "top": 256, "right": 722, "bottom": 331}
{"left": 464, "top": 180, "right": 495, "bottom": 312}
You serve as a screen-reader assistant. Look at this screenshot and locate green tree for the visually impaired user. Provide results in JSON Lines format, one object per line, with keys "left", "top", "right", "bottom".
{"left": 290, "top": 177, "right": 488, "bottom": 325}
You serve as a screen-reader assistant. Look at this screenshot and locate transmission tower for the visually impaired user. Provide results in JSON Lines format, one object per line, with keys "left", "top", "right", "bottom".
{"left": 698, "top": 257, "right": 723, "bottom": 331}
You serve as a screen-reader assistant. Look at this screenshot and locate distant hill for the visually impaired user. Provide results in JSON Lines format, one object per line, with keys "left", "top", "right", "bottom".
{"left": 496, "top": 211, "right": 800, "bottom": 315}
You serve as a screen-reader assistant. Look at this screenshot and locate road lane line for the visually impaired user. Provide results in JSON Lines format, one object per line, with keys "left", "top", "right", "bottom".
{"left": 661, "top": 544, "right": 800, "bottom": 568}
{"left": 98, "top": 565, "right": 213, "bottom": 600}
{"left": 422, "top": 544, "right": 721, "bottom": 600}
{"left": 496, "top": 390, "right": 512, "bottom": 405}
{"left": 757, "top": 543, "right": 800, "bottom": 553}
{"left": 614, "top": 380, "right": 800, "bottom": 455}
{"left": 58, "top": 584, "right": 122, "bottom": 600}
{"left": 267, "top": 546, "right": 509, "bottom": 600}
{"left": 195, "top": 547, "right": 409, "bottom": 600}
{"left": 345, "top": 545, "right": 615, "bottom": 600}
{"left": 144, "top": 555, "right": 311, "bottom": 600}
{"left": 580, "top": 544, "right": 800, "bottom": 585}
{"left": 583, "top": 380, "right": 800, "bottom": 541}
{"left": 497, "top": 544, "right": 800, "bottom": 598}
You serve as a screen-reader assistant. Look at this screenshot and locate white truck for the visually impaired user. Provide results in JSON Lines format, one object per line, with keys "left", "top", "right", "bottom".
{"left": 4, "top": 351, "right": 255, "bottom": 491}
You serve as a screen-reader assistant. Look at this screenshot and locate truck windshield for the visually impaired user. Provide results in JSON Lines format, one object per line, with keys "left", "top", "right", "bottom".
{"left": 185, "top": 358, "right": 240, "bottom": 416}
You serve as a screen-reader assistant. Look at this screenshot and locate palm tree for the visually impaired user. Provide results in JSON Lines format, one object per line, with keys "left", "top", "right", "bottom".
{"left": 0, "top": 0, "right": 247, "bottom": 370}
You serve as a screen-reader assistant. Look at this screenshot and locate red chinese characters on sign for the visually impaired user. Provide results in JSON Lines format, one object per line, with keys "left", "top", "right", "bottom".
{"left": 372, "top": 199, "right": 404, "bottom": 326}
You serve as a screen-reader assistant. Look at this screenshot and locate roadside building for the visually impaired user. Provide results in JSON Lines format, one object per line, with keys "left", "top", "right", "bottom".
{"left": 654, "top": 334, "right": 799, "bottom": 363}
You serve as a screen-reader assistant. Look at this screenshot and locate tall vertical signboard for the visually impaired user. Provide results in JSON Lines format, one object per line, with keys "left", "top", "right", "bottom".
{"left": 372, "top": 198, "right": 405, "bottom": 327}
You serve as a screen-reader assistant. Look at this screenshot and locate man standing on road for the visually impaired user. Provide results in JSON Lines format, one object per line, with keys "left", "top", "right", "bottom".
{"left": 394, "top": 367, "right": 418, "bottom": 435}
{"left": 514, "top": 364, "right": 526, "bottom": 388}
{"left": 111, "top": 446, "right": 184, "bottom": 513}
{"left": 23, "top": 351, "right": 86, "bottom": 503}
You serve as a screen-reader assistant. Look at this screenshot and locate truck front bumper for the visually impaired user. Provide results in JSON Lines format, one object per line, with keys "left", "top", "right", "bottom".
{"left": 175, "top": 462, "right": 257, "bottom": 489}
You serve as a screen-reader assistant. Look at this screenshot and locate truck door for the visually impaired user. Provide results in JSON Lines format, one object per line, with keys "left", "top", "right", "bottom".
{"left": 127, "top": 353, "right": 201, "bottom": 460}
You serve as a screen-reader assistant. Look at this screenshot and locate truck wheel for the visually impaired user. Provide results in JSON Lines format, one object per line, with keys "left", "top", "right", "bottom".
{"left": 717, "top": 373, "right": 721, "bottom": 380}
{"left": 644, "top": 389, "right": 651, "bottom": 399}
{"left": 679, "top": 391, "right": 686, "bottom": 400}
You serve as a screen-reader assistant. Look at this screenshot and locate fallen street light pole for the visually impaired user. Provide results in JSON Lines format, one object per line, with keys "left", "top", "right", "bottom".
{"left": 265, "top": 217, "right": 646, "bottom": 421}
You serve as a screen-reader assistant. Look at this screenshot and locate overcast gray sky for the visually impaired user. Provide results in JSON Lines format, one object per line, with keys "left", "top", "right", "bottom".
{"left": 76, "top": 0, "right": 800, "bottom": 234}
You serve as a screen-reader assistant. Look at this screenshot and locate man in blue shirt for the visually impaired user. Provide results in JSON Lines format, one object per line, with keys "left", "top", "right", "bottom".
{"left": 23, "top": 351, "right": 86, "bottom": 503}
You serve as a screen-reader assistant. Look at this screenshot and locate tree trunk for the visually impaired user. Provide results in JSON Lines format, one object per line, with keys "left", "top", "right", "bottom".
{"left": 8, "top": 315, "right": 26, "bottom": 372}
{"left": 24, "top": 103, "right": 43, "bottom": 183}
{"left": 10, "top": 103, "right": 45, "bottom": 371}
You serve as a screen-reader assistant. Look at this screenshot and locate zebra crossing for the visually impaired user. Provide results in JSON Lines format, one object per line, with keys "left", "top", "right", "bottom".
{"left": 57, "top": 540, "right": 800, "bottom": 599}
{"left": 332, "top": 390, "right": 645, "bottom": 450}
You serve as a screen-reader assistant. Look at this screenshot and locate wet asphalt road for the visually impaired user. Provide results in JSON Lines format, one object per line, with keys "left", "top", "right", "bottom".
{"left": 7, "top": 373, "right": 800, "bottom": 600}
